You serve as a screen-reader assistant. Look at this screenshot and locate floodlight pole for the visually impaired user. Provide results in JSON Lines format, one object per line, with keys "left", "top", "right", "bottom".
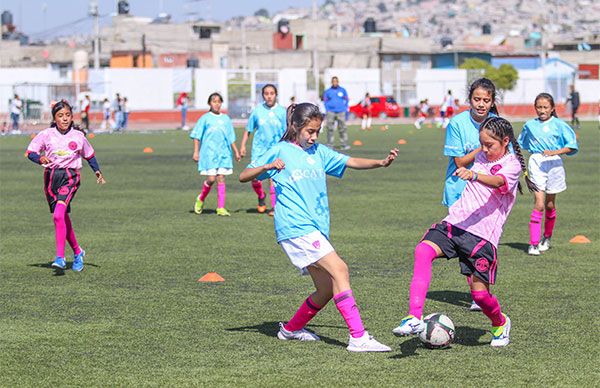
{"left": 90, "top": 0, "right": 100, "bottom": 69}
{"left": 312, "top": 0, "right": 319, "bottom": 99}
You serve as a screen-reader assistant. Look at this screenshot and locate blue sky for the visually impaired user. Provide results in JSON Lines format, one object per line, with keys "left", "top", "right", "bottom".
{"left": 0, "top": 0, "right": 324, "bottom": 38}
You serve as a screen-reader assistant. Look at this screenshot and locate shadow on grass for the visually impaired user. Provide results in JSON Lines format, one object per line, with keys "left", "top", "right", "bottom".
{"left": 28, "top": 262, "right": 101, "bottom": 276}
{"left": 426, "top": 290, "right": 471, "bottom": 308}
{"left": 499, "top": 242, "right": 529, "bottom": 252}
{"left": 390, "top": 325, "right": 487, "bottom": 359}
{"left": 188, "top": 209, "right": 216, "bottom": 215}
{"left": 226, "top": 321, "right": 347, "bottom": 348}
{"left": 454, "top": 325, "right": 488, "bottom": 346}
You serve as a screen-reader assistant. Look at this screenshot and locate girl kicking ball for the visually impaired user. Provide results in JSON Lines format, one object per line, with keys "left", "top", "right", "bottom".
{"left": 240, "top": 103, "right": 398, "bottom": 352}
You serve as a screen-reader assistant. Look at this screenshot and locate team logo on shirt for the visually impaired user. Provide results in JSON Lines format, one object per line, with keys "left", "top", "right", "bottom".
{"left": 337, "top": 92, "right": 344, "bottom": 97}
{"left": 490, "top": 164, "right": 502, "bottom": 175}
{"left": 475, "top": 258, "right": 489, "bottom": 272}
{"left": 542, "top": 125, "right": 550, "bottom": 133}
{"left": 306, "top": 156, "right": 316, "bottom": 165}
{"left": 268, "top": 111, "right": 275, "bottom": 117}
{"left": 68, "top": 141, "right": 78, "bottom": 150}
{"left": 58, "top": 186, "right": 70, "bottom": 196}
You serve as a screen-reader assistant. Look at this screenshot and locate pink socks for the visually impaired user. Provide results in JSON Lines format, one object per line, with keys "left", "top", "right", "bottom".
{"left": 53, "top": 203, "right": 81, "bottom": 258}
{"left": 251, "top": 180, "right": 265, "bottom": 200}
{"left": 544, "top": 209, "right": 556, "bottom": 239}
{"left": 334, "top": 290, "right": 365, "bottom": 338}
{"left": 199, "top": 181, "right": 212, "bottom": 201}
{"left": 64, "top": 213, "right": 81, "bottom": 255}
{"left": 529, "top": 210, "right": 543, "bottom": 245}
{"left": 217, "top": 182, "right": 226, "bottom": 209}
{"left": 471, "top": 290, "right": 505, "bottom": 327}
{"left": 284, "top": 295, "right": 323, "bottom": 332}
{"left": 269, "top": 185, "right": 276, "bottom": 209}
{"left": 53, "top": 203, "right": 67, "bottom": 258}
{"left": 408, "top": 243, "right": 438, "bottom": 318}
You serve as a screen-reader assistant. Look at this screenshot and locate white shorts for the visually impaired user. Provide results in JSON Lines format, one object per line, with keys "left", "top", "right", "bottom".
{"left": 279, "top": 231, "right": 335, "bottom": 275}
{"left": 528, "top": 153, "right": 567, "bottom": 194}
{"left": 200, "top": 168, "right": 233, "bottom": 176}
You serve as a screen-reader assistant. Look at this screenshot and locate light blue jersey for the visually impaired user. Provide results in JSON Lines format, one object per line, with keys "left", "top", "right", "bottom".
{"left": 249, "top": 142, "right": 350, "bottom": 242}
{"left": 246, "top": 103, "right": 287, "bottom": 162}
{"left": 442, "top": 110, "right": 495, "bottom": 206}
{"left": 190, "top": 112, "right": 236, "bottom": 172}
{"left": 518, "top": 117, "right": 578, "bottom": 155}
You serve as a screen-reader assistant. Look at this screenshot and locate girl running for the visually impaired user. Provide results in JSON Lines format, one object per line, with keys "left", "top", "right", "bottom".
{"left": 360, "top": 92, "right": 373, "bottom": 131}
{"left": 443, "top": 78, "right": 499, "bottom": 311}
{"left": 240, "top": 103, "right": 398, "bottom": 352}
{"left": 26, "top": 100, "right": 106, "bottom": 271}
{"left": 392, "top": 117, "right": 536, "bottom": 347}
{"left": 240, "top": 84, "right": 286, "bottom": 215}
{"left": 191, "top": 92, "right": 241, "bottom": 216}
{"left": 518, "top": 93, "right": 578, "bottom": 255}
{"left": 414, "top": 99, "right": 430, "bottom": 129}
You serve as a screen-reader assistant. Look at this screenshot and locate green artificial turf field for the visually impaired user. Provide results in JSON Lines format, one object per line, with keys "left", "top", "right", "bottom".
{"left": 1, "top": 122, "right": 598, "bottom": 386}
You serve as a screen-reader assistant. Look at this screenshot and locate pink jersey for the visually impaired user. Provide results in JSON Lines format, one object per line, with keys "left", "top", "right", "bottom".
{"left": 27, "top": 127, "right": 95, "bottom": 170}
{"left": 443, "top": 152, "right": 521, "bottom": 247}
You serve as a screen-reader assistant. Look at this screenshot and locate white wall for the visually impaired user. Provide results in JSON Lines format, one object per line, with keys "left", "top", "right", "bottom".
{"left": 502, "top": 70, "right": 545, "bottom": 104}
{"left": 0, "top": 67, "right": 69, "bottom": 112}
{"left": 415, "top": 69, "right": 467, "bottom": 105}
{"left": 195, "top": 69, "right": 228, "bottom": 109}
{"left": 575, "top": 79, "right": 600, "bottom": 103}
{"left": 103, "top": 69, "right": 174, "bottom": 110}
{"left": 324, "top": 68, "right": 381, "bottom": 105}
{"left": 278, "top": 69, "right": 308, "bottom": 105}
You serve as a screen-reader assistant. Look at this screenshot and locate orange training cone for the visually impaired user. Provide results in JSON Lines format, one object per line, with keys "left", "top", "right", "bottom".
{"left": 143, "top": 147, "right": 154, "bottom": 153}
{"left": 88, "top": 133, "right": 96, "bottom": 139}
{"left": 397, "top": 139, "right": 407, "bottom": 145}
{"left": 352, "top": 140, "right": 363, "bottom": 146}
{"left": 198, "top": 272, "right": 225, "bottom": 282}
{"left": 569, "top": 235, "right": 591, "bottom": 243}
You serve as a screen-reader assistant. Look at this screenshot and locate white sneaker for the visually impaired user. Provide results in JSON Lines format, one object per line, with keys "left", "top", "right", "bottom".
{"left": 528, "top": 244, "right": 540, "bottom": 256}
{"left": 277, "top": 322, "right": 320, "bottom": 341}
{"left": 347, "top": 331, "right": 391, "bottom": 352}
{"left": 470, "top": 300, "right": 482, "bottom": 311}
{"left": 490, "top": 314, "right": 511, "bottom": 347}
{"left": 538, "top": 237, "right": 551, "bottom": 252}
{"left": 392, "top": 315, "right": 426, "bottom": 336}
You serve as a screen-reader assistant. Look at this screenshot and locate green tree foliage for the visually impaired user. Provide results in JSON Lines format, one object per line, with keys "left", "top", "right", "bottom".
{"left": 460, "top": 58, "right": 519, "bottom": 95}
{"left": 254, "top": 8, "right": 269, "bottom": 18}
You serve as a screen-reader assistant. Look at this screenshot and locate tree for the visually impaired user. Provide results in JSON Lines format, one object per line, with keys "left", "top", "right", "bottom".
{"left": 459, "top": 58, "right": 519, "bottom": 101}
{"left": 254, "top": 8, "right": 269, "bottom": 18}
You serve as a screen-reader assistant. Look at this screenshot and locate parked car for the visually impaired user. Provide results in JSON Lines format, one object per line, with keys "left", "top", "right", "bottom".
{"left": 349, "top": 96, "right": 400, "bottom": 119}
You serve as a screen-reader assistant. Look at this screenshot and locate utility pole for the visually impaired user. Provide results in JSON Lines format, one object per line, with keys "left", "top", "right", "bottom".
{"left": 312, "top": 0, "right": 319, "bottom": 99}
{"left": 89, "top": 0, "right": 100, "bottom": 69}
{"left": 142, "top": 34, "right": 147, "bottom": 67}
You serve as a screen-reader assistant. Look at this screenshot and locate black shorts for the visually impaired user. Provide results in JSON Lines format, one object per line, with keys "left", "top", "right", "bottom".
{"left": 422, "top": 222, "right": 498, "bottom": 284}
{"left": 43, "top": 168, "right": 81, "bottom": 213}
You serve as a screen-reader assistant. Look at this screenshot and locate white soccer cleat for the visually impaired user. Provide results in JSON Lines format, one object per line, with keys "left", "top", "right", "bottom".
{"left": 347, "top": 331, "right": 391, "bottom": 352}
{"left": 469, "top": 300, "right": 482, "bottom": 311}
{"left": 277, "top": 322, "right": 320, "bottom": 341}
{"left": 392, "top": 315, "right": 426, "bottom": 336}
{"left": 528, "top": 244, "right": 540, "bottom": 256}
{"left": 538, "top": 237, "right": 551, "bottom": 252}
{"left": 490, "top": 314, "right": 511, "bottom": 347}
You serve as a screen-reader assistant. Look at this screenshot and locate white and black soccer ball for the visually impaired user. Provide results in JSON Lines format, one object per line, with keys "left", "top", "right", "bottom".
{"left": 418, "top": 313, "right": 455, "bottom": 349}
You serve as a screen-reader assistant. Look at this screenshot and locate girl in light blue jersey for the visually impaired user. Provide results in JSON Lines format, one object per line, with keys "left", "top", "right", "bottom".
{"left": 191, "top": 92, "right": 240, "bottom": 216}
{"left": 519, "top": 93, "right": 578, "bottom": 255}
{"left": 240, "top": 84, "right": 287, "bottom": 215}
{"left": 240, "top": 103, "right": 398, "bottom": 352}
{"left": 443, "top": 78, "right": 498, "bottom": 312}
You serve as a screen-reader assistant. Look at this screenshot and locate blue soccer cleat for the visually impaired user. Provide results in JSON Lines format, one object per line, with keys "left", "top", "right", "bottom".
{"left": 51, "top": 256, "right": 67, "bottom": 270}
{"left": 72, "top": 250, "right": 85, "bottom": 272}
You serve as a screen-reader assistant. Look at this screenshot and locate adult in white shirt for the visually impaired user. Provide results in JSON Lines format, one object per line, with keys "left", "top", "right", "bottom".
{"left": 10, "top": 94, "right": 23, "bottom": 132}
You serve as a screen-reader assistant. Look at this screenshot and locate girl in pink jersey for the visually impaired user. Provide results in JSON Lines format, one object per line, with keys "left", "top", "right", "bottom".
{"left": 26, "top": 100, "right": 106, "bottom": 272}
{"left": 392, "top": 117, "right": 536, "bottom": 347}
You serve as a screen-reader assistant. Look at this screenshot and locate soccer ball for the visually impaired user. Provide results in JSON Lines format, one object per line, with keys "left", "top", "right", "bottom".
{"left": 418, "top": 313, "right": 455, "bottom": 349}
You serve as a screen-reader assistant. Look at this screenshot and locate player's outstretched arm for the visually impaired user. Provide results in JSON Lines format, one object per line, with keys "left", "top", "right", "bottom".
{"left": 346, "top": 148, "right": 398, "bottom": 170}
{"left": 239, "top": 159, "right": 285, "bottom": 182}
{"left": 454, "top": 167, "right": 504, "bottom": 188}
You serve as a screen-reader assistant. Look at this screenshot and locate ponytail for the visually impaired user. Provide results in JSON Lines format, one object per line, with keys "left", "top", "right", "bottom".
{"left": 480, "top": 116, "right": 538, "bottom": 194}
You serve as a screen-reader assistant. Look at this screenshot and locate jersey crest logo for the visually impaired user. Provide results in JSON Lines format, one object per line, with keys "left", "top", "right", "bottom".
{"left": 475, "top": 258, "right": 490, "bottom": 272}
{"left": 312, "top": 240, "right": 321, "bottom": 249}
{"left": 68, "top": 141, "right": 78, "bottom": 150}
{"left": 490, "top": 164, "right": 502, "bottom": 175}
